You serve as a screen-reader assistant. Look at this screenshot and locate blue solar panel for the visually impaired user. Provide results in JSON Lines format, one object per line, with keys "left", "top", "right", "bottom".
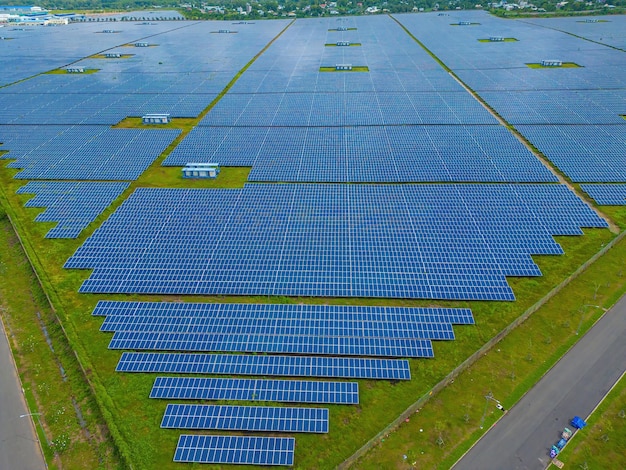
{"left": 66, "top": 184, "right": 607, "bottom": 300}
{"left": 3, "top": 127, "right": 179, "bottom": 181}
{"left": 115, "top": 352, "right": 412, "bottom": 380}
{"left": 161, "top": 404, "right": 329, "bottom": 433}
{"left": 101, "top": 312, "right": 454, "bottom": 340}
{"left": 174, "top": 435, "right": 294, "bottom": 466}
{"left": 580, "top": 184, "right": 626, "bottom": 205}
{"left": 515, "top": 125, "right": 626, "bottom": 183}
{"left": 150, "top": 377, "right": 359, "bottom": 404}
{"left": 94, "top": 301, "right": 474, "bottom": 325}
{"left": 109, "top": 331, "right": 433, "bottom": 358}
{"left": 17, "top": 181, "right": 128, "bottom": 238}
{"left": 165, "top": 125, "right": 557, "bottom": 183}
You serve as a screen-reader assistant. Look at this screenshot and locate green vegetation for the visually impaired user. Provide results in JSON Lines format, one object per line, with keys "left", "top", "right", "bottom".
{"left": 2, "top": 8, "right": 626, "bottom": 470}
{"left": 555, "top": 373, "right": 626, "bottom": 469}
{"left": 351, "top": 230, "right": 626, "bottom": 469}
{"left": 319, "top": 66, "right": 370, "bottom": 72}
{"left": 0, "top": 214, "right": 120, "bottom": 469}
{"left": 526, "top": 62, "right": 582, "bottom": 69}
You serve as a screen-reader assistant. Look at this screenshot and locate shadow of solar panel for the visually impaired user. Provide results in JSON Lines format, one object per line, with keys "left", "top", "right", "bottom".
{"left": 151, "top": 377, "right": 359, "bottom": 404}
{"left": 174, "top": 435, "right": 294, "bottom": 466}
{"left": 162, "top": 404, "right": 329, "bottom": 433}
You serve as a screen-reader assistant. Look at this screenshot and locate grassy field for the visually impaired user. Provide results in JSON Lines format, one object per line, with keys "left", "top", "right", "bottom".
{"left": 555, "top": 373, "right": 626, "bottom": 469}
{"left": 1, "top": 152, "right": 623, "bottom": 469}
{"left": 2, "top": 14, "right": 626, "bottom": 470}
{"left": 0, "top": 211, "right": 120, "bottom": 469}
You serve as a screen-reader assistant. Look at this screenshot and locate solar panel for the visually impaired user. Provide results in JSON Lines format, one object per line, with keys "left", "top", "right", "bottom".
{"left": 161, "top": 404, "right": 329, "bottom": 433}
{"left": 150, "top": 377, "right": 359, "bottom": 404}
{"left": 174, "top": 435, "right": 294, "bottom": 466}
{"left": 116, "top": 352, "right": 412, "bottom": 380}
{"left": 580, "top": 184, "right": 626, "bottom": 205}
{"left": 67, "top": 184, "right": 607, "bottom": 301}
{"left": 100, "top": 312, "right": 455, "bottom": 340}
{"left": 109, "top": 331, "right": 434, "bottom": 358}
{"left": 17, "top": 181, "right": 129, "bottom": 238}
{"left": 94, "top": 301, "right": 475, "bottom": 325}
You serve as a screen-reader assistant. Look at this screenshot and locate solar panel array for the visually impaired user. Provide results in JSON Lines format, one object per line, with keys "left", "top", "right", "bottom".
{"left": 66, "top": 184, "right": 606, "bottom": 300}
{"left": 515, "top": 125, "right": 626, "bottom": 183}
{"left": 174, "top": 435, "right": 295, "bottom": 466}
{"left": 2, "top": 12, "right": 621, "bottom": 468}
{"left": 581, "top": 184, "right": 626, "bottom": 205}
{"left": 164, "top": 15, "right": 559, "bottom": 184}
{"left": 161, "top": 404, "right": 329, "bottom": 433}
{"left": 2, "top": 126, "right": 179, "bottom": 180}
{"left": 396, "top": 12, "right": 626, "bottom": 183}
{"left": 151, "top": 377, "right": 360, "bottom": 404}
{"left": 115, "top": 352, "right": 412, "bottom": 380}
{"left": 16, "top": 181, "right": 128, "bottom": 238}
{"left": 167, "top": 125, "right": 556, "bottom": 183}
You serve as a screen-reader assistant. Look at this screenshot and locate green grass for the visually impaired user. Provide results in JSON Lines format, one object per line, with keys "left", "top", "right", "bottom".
{"left": 0, "top": 214, "right": 120, "bottom": 469}
{"left": 319, "top": 66, "right": 370, "bottom": 72}
{"left": 351, "top": 230, "right": 626, "bottom": 469}
{"left": 555, "top": 373, "right": 626, "bottom": 469}
{"left": 2, "top": 14, "right": 626, "bottom": 470}
{"left": 526, "top": 62, "right": 582, "bottom": 68}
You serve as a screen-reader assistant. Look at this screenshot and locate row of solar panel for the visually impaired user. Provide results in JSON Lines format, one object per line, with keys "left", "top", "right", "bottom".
{"left": 162, "top": 404, "right": 329, "bottom": 433}
{"left": 0, "top": 92, "right": 215, "bottom": 125}
{"left": 150, "top": 377, "right": 359, "bottom": 404}
{"left": 93, "top": 301, "right": 475, "bottom": 324}
{"left": 174, "top": 435, "right": 294, "bottom": 466}
{"left": 199, "top": 91, "right": 499, "bottom": 126}
{"left": 109, "top": 332, "right": 435, "bottom": 357}
{"left": 116, "top": 352, "right": 412, "bottom": 380}
{"left": 581, "top": 184, "right": 626, "bottom": 205}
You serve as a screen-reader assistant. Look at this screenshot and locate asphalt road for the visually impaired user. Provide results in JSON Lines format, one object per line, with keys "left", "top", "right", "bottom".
{"left": 454, "top": 294, "right": 626, "bottom": 470}
{"left": 0, "top": 319, "right": 47, "bottom": 470}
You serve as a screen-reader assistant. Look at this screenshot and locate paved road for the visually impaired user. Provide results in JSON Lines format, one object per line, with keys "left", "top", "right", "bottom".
{"left": 454, "top": 295, "right": 626, "bottom": 470}
{"left": 0, "top": 318, "right": 47, "bottom": 470}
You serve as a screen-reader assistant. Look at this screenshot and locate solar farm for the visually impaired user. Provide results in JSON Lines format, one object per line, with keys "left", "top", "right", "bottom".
{"left": 0, "top": 10, "right": 625, "bottom": 469}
